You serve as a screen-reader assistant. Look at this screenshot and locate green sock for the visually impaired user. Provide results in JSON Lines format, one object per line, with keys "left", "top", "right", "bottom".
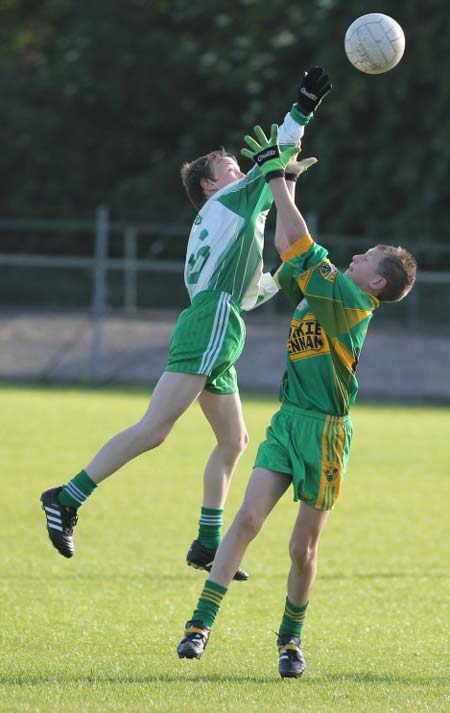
{"left": 197, "top": 507, "right": 223, "bottom": 549}
{"left": 192, "top": 580, "right": 228, "bottom": 629}
{"left": 278, "top": 597, "right": 308, "bottom": 639}
{"left": 58, "top": 469, "right": 97, "bottom": 509}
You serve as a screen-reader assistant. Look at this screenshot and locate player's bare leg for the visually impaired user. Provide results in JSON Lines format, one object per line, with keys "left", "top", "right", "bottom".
{"left": 186, "top": 390, "right": 251, "bottom": 580}
{"left": 206, "top": 467, "right": 291, "bottom": 585}
{"left": 85, "top": 371, "right": 206, "bottom": 483}
{"left": 177, "top": 468, "right": 290, "bottom": 659}
{"left": 198, "top": 391, "right": 248, "bottom": 507}
{"left": 287, "top": 502, "right": 329, "bottom": 605}
{"left": 40, "top": 371, "right": 206, "bottom": 557}
{"left": 278, "top": 502, "right": 329, "bottom": 678}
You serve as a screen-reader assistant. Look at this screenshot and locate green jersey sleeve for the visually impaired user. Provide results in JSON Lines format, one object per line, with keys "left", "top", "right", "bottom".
{"left": 274, "top": 262, "right": 304, "bottom": 306}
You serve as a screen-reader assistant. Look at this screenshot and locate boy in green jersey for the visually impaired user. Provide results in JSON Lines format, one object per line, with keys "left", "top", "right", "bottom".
{"left": 176, "top": 125, "right": 417, "bottom": 677}
{"left": 40, "top": 69, "right": 332, "bottom": 579}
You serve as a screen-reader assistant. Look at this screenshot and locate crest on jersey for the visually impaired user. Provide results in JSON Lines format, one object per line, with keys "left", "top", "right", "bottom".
{"left": 319, "top": 261, "right": 337, "bottom": 282}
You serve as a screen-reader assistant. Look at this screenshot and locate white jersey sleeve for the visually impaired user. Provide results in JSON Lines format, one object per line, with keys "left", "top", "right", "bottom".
{"left": 278, "top": 111, "right": 306, "bottom": 146}
{"left": 241, "top": 271, "right": 279, "bottom": 311}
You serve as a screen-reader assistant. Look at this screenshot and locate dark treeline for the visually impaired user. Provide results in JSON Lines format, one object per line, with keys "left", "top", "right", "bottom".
{"left": 1, "top": 0, "right": 449, "bottom": 244}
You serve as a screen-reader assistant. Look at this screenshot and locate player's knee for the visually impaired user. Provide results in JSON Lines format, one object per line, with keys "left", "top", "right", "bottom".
{"left": 234, "top": 427, "right": 250, "bottom": 455}
{"left": 289, "top": 539, "right": 317, "bottom": 570}
{"left": 234, "top": 503, "right": 263, "bottom": 539}
{"left": 147, "top": 431, "right": 167, "bottom": 449}
{"left": 134, "top": 422, "right": 169, "bottom": 451}
{"left": 219, "top": 428, "right": 249, "bottom": 462}
{"left": 235, "top": 428, "right": 249, "bottom": 455}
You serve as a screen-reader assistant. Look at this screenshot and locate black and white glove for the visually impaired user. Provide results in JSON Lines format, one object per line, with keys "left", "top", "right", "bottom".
{"left": 292, "top": 66, "right": 332, "bottom": 122}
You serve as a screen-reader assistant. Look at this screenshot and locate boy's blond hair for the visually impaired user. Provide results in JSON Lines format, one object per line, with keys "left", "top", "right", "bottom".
{"left": 376, "top": 245, "right": 417, "bottom": 302}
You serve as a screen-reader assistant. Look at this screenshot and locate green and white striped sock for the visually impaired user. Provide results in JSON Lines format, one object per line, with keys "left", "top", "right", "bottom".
{"left": 58, "top": 469, "right": 97, "bottom": 509}
{"left": 197, "top": 506, "right": 223, "bottom": 549}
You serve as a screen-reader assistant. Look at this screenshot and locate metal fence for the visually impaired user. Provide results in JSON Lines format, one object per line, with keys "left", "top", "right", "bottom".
{"left": 1, "top": 207, "right": 449, "bottom": 316}
{"left": 1, "top": 208, "right": 449, "bottom": 382}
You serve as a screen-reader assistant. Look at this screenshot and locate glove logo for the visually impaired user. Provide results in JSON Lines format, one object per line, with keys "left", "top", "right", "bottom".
{"left": 256, "top": 148, "right": 279, "bottom": 164}
{"left": 300, "top": 87, "right": 318, "bottom": 101}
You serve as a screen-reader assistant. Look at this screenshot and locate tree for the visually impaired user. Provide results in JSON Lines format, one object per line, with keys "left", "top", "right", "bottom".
{"left": 1, "top": 0, "right": 449, "bottom": 250}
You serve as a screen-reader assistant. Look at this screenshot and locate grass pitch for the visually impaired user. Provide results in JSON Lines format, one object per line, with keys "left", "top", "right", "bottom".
{"left": 1, "top": 385, "right": 449, "bottom": 712}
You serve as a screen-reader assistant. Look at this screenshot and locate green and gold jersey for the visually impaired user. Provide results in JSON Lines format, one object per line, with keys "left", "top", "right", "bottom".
{"left": 278, "top": 236, "right": 379, "bottom": 416}
{"left": 184, "top": 111, "right": 306, "bottom": 311}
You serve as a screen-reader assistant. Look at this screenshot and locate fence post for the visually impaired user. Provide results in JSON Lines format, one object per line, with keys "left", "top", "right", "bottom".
{"left": 124, "top": 225, "right": 138, "bottom": 312}
{"left": 262, "top": 231, "right": 278, "bottom": 314}
{"left": 305, "top": 211, "right": 318, "bottom": 235}
{"left": 406, "top": 281, "right": 420, "bottom": 328}
{"left": 90, "top": 205, "right": 110, "bottom": 382}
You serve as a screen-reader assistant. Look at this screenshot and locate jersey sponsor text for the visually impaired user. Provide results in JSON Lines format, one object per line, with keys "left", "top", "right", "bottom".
{"left": 288, "top": 317, "right": 330, "bottom": 361}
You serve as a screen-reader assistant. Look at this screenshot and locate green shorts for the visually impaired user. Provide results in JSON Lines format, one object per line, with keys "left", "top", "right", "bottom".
{"left": 166, "top": 290, "right": 246, "bottom": 395}
{"left": 254, "top": 404, "right": 353, "bottom": 510}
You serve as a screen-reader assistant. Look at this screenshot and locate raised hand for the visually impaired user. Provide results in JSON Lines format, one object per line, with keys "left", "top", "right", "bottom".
{"left": 295, "top": 66, "right": 332, "bottom": 116}
{"left": 241, "top": 124, "right": 299, "bottom": 181}
{"left": 285, "top": 156, "right": 318, "bottom": 182}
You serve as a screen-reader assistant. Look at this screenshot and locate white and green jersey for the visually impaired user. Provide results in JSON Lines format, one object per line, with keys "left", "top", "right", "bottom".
{"left": 184, "top": 111, "right": 305, "bottom": 311}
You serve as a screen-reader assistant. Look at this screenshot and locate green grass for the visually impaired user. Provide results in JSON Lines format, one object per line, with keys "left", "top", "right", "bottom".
{"left": 1, "top": 385, "right": 449, "bottom": 712}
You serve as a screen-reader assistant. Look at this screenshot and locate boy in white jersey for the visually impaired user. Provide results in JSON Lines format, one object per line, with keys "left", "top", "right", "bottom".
{"left": 40, "top": 68, "right": 332, "bottom": 578}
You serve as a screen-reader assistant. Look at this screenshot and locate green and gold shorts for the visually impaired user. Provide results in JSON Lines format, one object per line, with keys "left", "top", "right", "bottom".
{"left": 254, "top": 403, "right": 353, "bottom": 510}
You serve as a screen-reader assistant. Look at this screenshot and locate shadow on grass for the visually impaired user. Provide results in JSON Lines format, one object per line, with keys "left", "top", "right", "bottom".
{"left": 1, "top": 570, "right": 447, "bottom": 582}
{"left": 317, "top": 672, "right": 449, "bottom": 686}
{"left": 319, "top": 571, "right": 448, "bottom": 581}
{"left": 1, "top": 671, "right": 448, "bottom": 687}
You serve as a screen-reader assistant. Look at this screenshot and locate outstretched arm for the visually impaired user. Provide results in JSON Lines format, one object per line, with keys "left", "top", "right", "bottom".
{"left": 241, "top": 124, "right": 317, "bottom": 255}
{"left": 274, "top": 156, "right": 317, "bottom": 254}
{"left": 272, "top": 177, "right": 310, "bottom": 254}
{"left": 274, "top": 174, "right": 296, "bottom": 257}
{"left": 272, "top": 157, "right": 317, "bottom": 304}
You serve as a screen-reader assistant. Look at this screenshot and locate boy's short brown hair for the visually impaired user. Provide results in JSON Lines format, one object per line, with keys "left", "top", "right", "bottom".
{"left": 376, "top": 245, "right": 417, "bottom": 302}
{"left": 180, "top": 148, "right": 236, "bottom": 210}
